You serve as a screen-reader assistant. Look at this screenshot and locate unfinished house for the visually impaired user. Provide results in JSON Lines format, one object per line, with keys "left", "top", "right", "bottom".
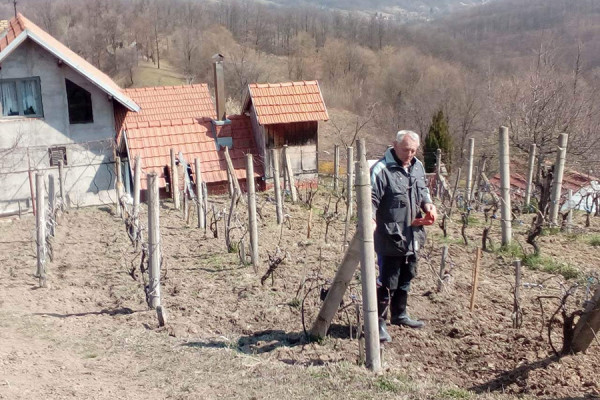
{"left": 0, "top": 13, "right": 139, "bottom": 212}
{"left": 242, "top": 81, "right": 329, "bottom": 185}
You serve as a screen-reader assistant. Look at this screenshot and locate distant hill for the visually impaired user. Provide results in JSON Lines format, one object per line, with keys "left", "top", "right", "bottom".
{"left": 262, "top": 0, "right": 494, "bottom": 20}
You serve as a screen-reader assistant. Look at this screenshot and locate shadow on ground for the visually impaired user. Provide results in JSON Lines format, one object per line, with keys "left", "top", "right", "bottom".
{"left": 182, "top": 329, "right": 307, "bottom": 354}
{"left": 33, "top": 307, "right": 138, "bottom": 318}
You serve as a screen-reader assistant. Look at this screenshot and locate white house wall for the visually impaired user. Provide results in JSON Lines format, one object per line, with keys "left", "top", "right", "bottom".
{"left": 0, "top": 39, "right": 118, "bottom": 212}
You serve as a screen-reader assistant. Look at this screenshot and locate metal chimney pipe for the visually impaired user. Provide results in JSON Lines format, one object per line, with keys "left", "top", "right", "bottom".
{"left": 213, "top": 54, "right": 226, "bottom": 121}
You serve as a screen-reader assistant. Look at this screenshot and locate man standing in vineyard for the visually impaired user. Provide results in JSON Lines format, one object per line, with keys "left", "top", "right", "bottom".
{"left": 370, "top": 130, "right": 437, "bottom": 343}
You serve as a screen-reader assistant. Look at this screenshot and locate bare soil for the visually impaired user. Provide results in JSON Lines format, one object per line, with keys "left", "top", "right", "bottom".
{"left": 1, "top": 189, "right": 599, "bottom": 399}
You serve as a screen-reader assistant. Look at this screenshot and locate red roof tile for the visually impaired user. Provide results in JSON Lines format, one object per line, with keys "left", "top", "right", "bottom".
{"left": 245, "top": 80, "right": 328, "bottom": 125}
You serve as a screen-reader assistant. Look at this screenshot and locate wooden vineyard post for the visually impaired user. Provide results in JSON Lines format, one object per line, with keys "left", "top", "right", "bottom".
{"left": 170, "top": 148, "right": 180, "bottom": 210}
{"left": 333, "top": 144, "right": 340, "bottom": 193}
{"left": 35, "top": 173, "right": 47, "bottom": 287}
{"left": 435, "top": 148, "right": 442, "bottom": 199}
{"left": 447, "top": 168, "right": 462, "bottom": 217}
{"left": 346, "top": 146, "right": 354, "bottom": 220}
{"left": 58, "top": 160, "right": 66, "bottom": 210}
{"left": 566, "top": 189, "right": 573, "bottom": 234}
{"left": 549, "top": 133, "right": 569, "bottom": 226}
{"left": 246, "top": 154, "right": 259, "bottom": 273}
{"left": 465, "top": 138, "right": 475, "bottom": 204}
{"left": 224, "top": 147, "right": 243, "bottom": 201}
{"left": 570, "top": 285, "right": 600, "bottom": 353}
{"left": 48, "top": 174, "right": 56, "bottom": 237}
{"left": 272, "top": 148, "right": 284, "bottom": 225}
{"left": 147, "top": 173, "right": 161, "bottom": 309}
{"left": 356, "top": 138, "right": 381, "bottom": 372}
{"left": 469, "top": 247, "right": 482, "bottom": 311}
{"left": 437, "top": 245, "right": 448, "bottom": 292}
{"left": 132, "top": 155, "right": 141, "bottom": 247}
{"left": 115, "top": 156, "right": 123, "bottom": 218}
{"left": 524, "top": 144, "right": 536, "bottom": 209}
{"left": 195, "top": 158, "right": 206, "bottom": 230}
{"left": 499, "top": 126, "right": 512, "bottom": 246}
{"left": 512, "top": 259, "right": 522, "bottom": 328}
{"left": 283, "top": 145, "right": 298, "bottom": 203}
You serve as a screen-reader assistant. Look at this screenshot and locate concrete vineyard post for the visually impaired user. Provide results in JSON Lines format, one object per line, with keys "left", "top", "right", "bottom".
{"left": 549, "top": 133, "right": 569, "bottom": 225}
{"left": 499, "top": 126, "right": 512, "bottom": 246}
{"left": 246, "top": 154, "right": 259, "bottom": 273}
{"left": 147, "top": 173, "right": 161, "bottom": 309}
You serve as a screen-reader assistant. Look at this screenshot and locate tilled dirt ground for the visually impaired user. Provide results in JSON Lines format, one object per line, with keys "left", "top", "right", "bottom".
{"left": 1, "top": 190, "right": 599, "bottom": 399}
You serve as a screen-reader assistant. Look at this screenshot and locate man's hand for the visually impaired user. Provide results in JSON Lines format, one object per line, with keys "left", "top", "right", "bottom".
{"left": 423, "top": 203, "right": 437, "bottom": 222}
{"left": 372, "top": 218, "right": 377, "bottom": 232}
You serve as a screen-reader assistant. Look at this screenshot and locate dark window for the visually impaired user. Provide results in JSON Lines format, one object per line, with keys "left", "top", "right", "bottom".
{"left": 0, "top": 77, "right": 43, "bottom": 117}
{"left": 48, "top": 146, "right": 67, "bottom": 166}
{"left": 66, "top": 79, "right": 93, "bottom": 124}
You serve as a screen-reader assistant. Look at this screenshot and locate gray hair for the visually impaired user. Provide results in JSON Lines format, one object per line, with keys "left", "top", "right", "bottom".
{"left": 395, "top": 130, "right": 420, "bottom": 146}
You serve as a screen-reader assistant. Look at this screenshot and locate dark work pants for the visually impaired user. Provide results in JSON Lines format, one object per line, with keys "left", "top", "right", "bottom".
{"left": 377, "top": 254, "right": 418, "bottom": 319}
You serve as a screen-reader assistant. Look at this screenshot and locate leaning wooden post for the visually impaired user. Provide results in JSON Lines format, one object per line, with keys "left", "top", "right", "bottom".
{"left": 170, "top": 148, "right": 180, "bottom": 210}
{"left": 35, "top": 173, "right": 46, "bottom": 288}
{"left": 132, "top": 155, "right": 141, "bottom": 246}
{"left": 283, "top": 145, "right": 298, "bottom": 203}
{"left": 333, "top": 144, "right": 340, "bottom": 193}
{"left": 224, "top": 146, "right": 243, "bottom": 200}
{"left": 465, "top": 138, "right": 475, "bottom": 204}
{"left": 570, "top": 285, "right": 600, "bottom": 353}
{"left": 147, "top": 173, "right": 161, "bottom": 309}
{"left": 499, "top": 126, "right": 512, "bottom": 246}
{"left": 437, "top": 245, "right": 448, "bottom": 292}
{"left": 524, "top": 144, "right": 536, "bottom": 209}
{"left": 469, "top": 247, "right": 482, "bottom": 311}
{"left": 356, "top": 138, "right": 381, "bottom": 372}
{"left": 346, "top": 146, "right": 354, "bottom": 220}
{"left": 115, "top": 156, "right": 123, "bottom": 218}
{"left": 311, "top": 234, "right": 361, "bottom": 337}
{"left": 272, "top": 148, "right": 284, "bottom": 225}
{"left": 435, "top": 148, "right": 442, "bottom": 199}
{"left": 195, "top": 158, "right": 206, "bottom": 230}
{"left": 566, "top": 189, "right": 573, "bottom": 234}
{"left": 246, "top": 154, "right": 259, "bottom": 273}
{"left": 549, "top": 133, "right": 569, "bottom": 226}
{"left": 48, "top": 174, "right": 56, "bottom": 237}
{"left": 58, "top": 160, "right": 66, "bottom": 210}
{"left": 512, "top": 259, "right": 522, "bottom": 328}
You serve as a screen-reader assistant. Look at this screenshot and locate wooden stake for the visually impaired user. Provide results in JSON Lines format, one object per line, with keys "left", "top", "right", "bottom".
{"left": 115, "top": 156, "right": 123, "bottom": 218}
{"left": 58, "top": 160, "right": 66, "bottom": 210}
{"left": 447, "top": 168, "right": 462, "bottom": 217}
{"left": 469, "top": 247, "right": 482, "bottom": 311}
{"left": 283, "top": 145, "right": 298, "bottom": 203}
{"left": 35, "top": 173, "right": 46, "bottom": 287}
{"left": 246, "top": 154, "right": 259, "bottom": 273}
{"left": 170, "top": 148, "right": 180, "bottom": 210}
{"left": 311, "top": 234, "right": 360, "bottom": 338}
{"left": 435, "top": 148, "right": 442, "bottom": 200}
{"left": 147, "top": 173, "right": 161, "bottom": 309}
{"left": 224, "top": 146, "right": 243, "bottom": 201}
{"left": 437, "top": 245, "right": 448, "bottom": 292}
{"left": 512, "top": 259, "right": 522, "bottom": 328}
{"left": 567, "top": 189, "right": 573, "bottom": 233}
{"left": 524, "top": 144, "right": 536, "bottom": 209}
{"left": 48, "top": 174, "right": 56, "bottom": 237}
{"left": 272, "top": 148, "right": 284, "bottom": 225}
{"left": 549, "top": 133, "right": 569, "bottom": 225}
{"left": 343, "top": 146, "right": 354, "bottom": 246}
{"left": 333, "top": 144, "right": 340, "bottom": 193}
{"left": 356, "top": 138, "right": 381, "bottom": 372}
{"left": 499, "top": 126, "right": 512, "bottom": 246}
{"left": 465, "top": 138, "right": 475, "bottom": 204}
{"left": 307, "top": 208, "right": 313, "bottom": 239}
{"left": 132, "top": 155, "right": 141, "bottom": 247}
{"left": 195, "top": 158, "right": 206, "bottom": 230}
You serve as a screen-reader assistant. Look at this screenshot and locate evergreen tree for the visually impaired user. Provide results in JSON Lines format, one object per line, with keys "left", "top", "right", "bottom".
{"left": 423, "top": 109, "right": 452, "bottom": 173}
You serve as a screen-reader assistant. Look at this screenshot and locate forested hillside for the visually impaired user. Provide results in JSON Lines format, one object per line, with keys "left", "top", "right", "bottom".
{"left": 3, "top": 0, "right": 600, "bottom": 171}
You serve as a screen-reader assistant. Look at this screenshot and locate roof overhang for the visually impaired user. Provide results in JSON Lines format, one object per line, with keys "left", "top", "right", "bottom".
{"left": 0, "top": 30, "right": 140, "bottom": 112}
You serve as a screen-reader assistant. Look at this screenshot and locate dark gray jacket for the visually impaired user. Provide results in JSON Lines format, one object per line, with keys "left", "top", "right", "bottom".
{"left": 371, "top": 147, "right": 432, "bottom": 256}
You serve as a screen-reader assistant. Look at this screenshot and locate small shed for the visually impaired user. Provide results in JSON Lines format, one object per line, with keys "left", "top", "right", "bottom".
{"left": 242, "top": 81, "right": 328, "bottom": 183}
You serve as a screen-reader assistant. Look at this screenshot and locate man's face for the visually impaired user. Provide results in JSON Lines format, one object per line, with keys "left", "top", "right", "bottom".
{"left": 393, "top": 136, "right": 419, "bottom": 167}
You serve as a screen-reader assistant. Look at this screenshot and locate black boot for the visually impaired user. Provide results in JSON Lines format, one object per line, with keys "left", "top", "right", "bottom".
{"left": 390, "top": 290, "right": 425, "bottom": 329}
{"left": 378, "top": 318, "right": 392, "bottom": 343}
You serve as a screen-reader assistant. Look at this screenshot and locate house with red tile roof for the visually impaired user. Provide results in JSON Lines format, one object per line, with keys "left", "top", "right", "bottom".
{"left": 0, "top": 13, "right": 140, "bottom": 212}
{"left": 242, "top": 81, "right": 329, "bottom": 184}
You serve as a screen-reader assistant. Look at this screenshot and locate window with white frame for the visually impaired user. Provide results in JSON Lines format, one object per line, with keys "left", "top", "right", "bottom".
{"left": 0, "top": 77, "right": 43, "bottom": 117}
